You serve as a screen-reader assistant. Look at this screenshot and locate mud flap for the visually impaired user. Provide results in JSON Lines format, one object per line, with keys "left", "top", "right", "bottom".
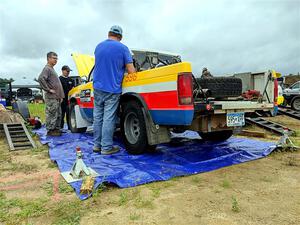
{"left": 141, "top": 108, "right": 171, "bottom": 146}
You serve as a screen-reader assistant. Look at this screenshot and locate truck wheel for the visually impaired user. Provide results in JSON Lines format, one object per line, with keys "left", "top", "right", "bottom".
{"left": 121, "top": 101, "right": 156, "bottom": 154}
{"left": 198, "top": 130, "right": 233, "bottom": 142}
{"left": 69, "top": 103, "right": 87, "bottom": 133}
{"left": 196, "top": 77, "right": 242, "bottom": 98}
{"left": 291, "top": 97, "right": 300, "bottom": 111}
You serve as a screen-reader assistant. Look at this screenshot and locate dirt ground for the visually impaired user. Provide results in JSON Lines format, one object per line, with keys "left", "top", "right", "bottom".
{"left": 0, "top": 115, "right": 299, "bottom": 225}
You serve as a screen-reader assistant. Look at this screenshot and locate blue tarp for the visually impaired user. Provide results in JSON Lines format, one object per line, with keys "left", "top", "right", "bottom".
{"left": 34, "top": 127, "right": 276, "bottom": 200}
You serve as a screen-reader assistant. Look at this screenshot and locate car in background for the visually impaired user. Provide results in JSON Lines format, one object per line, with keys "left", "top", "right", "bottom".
{"left": 16, "top": 88, "right": 34, "bottom": 102}
{"left": 283, "top": 81, "right": 300, "bottom": 110}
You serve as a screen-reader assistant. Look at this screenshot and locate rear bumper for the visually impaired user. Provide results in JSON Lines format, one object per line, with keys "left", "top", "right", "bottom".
{"left": 201, "top": 101, "right": 274, "bottom": 114}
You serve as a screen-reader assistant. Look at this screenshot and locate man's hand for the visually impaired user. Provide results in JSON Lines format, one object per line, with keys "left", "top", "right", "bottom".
{"left": 49, "top": 89, "right": 56, "bottom": 94}
{"left": 126, "top": 63, "right": 136, "bottom": 74}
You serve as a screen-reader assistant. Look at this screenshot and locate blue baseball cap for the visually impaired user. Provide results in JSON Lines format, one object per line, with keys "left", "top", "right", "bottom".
{"left": 109, "top": 25, "right": 123, "bottom": 36}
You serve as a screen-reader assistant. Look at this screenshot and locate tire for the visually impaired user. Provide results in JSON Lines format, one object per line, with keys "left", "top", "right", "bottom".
{"left": 291, "top": 97, "right": 300, "bottom": 111}
{"left": 198, "top": 130, "right": 233, "bottom": 142}
{"left": 195, "top": 77, "right": 242, "bottom": 98}
{"left": 69, "top": 103, "right": 87, "bottom": 133}
{"left": 121, "top": 101, "right": 156, "bottom": 154}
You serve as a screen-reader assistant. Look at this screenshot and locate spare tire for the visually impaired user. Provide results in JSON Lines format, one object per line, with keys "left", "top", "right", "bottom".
{"left": 196, "top": 77, "right": 242, "bottom": 98}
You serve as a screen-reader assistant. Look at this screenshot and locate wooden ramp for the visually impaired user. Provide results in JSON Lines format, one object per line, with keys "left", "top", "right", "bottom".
{"left": 245, "top": 117, "right": 295, "bottom": 136}
{"left": 1, "top": 122, "right": 36, "bottom": 151}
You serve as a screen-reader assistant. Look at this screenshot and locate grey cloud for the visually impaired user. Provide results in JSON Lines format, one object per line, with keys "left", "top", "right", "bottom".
{"left": 0, "top": 0, "right": 299, "bottom": 84}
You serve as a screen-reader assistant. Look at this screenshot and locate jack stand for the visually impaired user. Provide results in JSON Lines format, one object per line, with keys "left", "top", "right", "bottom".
{"left": 70, "top": 146, "right": 91, "bottom": 179}
{"left": 276, "top": 129, "right": 300, "bottom": 150}
{"left": 61, "top": 146, "right": 99, "bottom": 183}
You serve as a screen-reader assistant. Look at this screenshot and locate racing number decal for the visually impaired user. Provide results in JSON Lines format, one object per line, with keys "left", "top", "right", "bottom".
{"left": 124, "top": 73, "right": 137, "bottom": 82}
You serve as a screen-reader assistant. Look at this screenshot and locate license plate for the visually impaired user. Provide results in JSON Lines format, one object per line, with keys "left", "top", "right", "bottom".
{"left": 226, "top": 112, "right": 245, "bottom": 127}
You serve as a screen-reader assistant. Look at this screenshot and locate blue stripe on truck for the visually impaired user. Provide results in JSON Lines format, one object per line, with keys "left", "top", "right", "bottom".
{"left": 149, "top": 110, "right": 194, "bottom": 125}
{"left": 81, "top": 108, "right": 194, "bottom": 126}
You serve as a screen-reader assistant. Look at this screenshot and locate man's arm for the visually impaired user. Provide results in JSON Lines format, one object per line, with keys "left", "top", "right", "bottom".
{"left": 126, "top": 63, "right": 136, "bottom": 74}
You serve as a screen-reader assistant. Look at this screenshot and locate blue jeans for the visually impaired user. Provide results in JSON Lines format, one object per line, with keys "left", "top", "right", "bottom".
{"left": 93, "top": 89, "right": 120, "bottom": 151}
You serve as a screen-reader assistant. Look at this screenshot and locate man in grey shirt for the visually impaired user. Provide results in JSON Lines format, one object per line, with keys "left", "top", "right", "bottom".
{"left": 38, "top": 52, "right": 65, "bottom": 136}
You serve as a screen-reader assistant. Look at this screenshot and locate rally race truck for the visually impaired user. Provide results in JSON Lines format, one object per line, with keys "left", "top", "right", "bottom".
{"left": 68, "top": 50, "right": 276, "bottom": 154}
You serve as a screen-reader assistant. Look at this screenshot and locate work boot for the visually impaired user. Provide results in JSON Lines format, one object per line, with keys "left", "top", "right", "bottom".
{"left": 51, "top": 129, "right": 62, "bottom": 136}
{"left": 47, "top": 130, "right": 61, "bottom": 136}
{"left": 93, "top": 146, "right": 101, "bottom": 153}
{"left": 101, "top": 146, "right": 120, "bottom": 155}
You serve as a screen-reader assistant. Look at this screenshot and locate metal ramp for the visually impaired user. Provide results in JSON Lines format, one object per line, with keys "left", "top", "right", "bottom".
{"left": 245, "top": 117, "right": 295, "bottom": 135}
{"left": 278, "top": 108, "right": 300, "bottom": 120}
{"left": 1, "top": 122, "right": 36, "bottom": 151}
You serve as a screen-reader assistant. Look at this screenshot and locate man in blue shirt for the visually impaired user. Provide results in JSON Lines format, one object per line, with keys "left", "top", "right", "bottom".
{"left": 93, "top": 25, "right": 135, "bottom": 155}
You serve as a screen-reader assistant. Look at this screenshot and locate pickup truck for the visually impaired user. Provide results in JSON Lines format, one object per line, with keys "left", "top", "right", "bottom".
{"left": 68, "top": 50, "right": 275, "bottom": 154}
{"left": 283, "top": 81, "right": 300, "bottom": 110}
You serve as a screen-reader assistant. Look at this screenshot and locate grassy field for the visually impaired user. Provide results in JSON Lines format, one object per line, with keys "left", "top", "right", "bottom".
{"left": 0, "top": 106, "right": 299, "bottom": 224}
{"left": 28, "top": 103, "right": 45, "bottom": 122}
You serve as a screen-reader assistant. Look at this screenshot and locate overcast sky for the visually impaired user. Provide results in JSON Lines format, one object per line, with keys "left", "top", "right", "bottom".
{"left": 0, "top": 0, "right": 299, "bottom": 84}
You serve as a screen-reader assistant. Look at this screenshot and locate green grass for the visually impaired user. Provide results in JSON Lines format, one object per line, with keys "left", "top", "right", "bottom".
{"left": 0, "top": 190, "right": 83, "bottom": 224}
{"left": 117, "top": 189, "right": 141, "bottom": 206}
{"left": 118, "top": 191, "right": 129, "bottom": 206}
{"left": 92, "top": 183, "right": 107, "bottom": 197}
{"left": 191, "top": 176, "right": 201, "bottom": 184}
{"left": 41, "top": 181, "right": 53, "bottom": 196}
{"left": 134, "top": 195, "right": 154, "bottom": 209}
{"left": 0, "top": 148, "right": 11, "bottom": 164}
{"left": 30, "top": 145, "right": 48, "bottom": 156}
{"left": 47, "top": 161, "right": 57, "bottom": 168}
{"left": 170, "top": 176, "right": 181, "bottom": 182}
{"left": 145, "top": 180, "right": 175, "bottom": 190}
{"left": 50, "top": 200, "right": 82, "bottom": 225}
{"left": 27, "top": 103, "right": 45, "bottom": 122}
{"left": 1, "top": 161, "right": 38, "bottom": 174}
{"left": 221, "top": 179, "right": 231, "bottom": 188}
{"left": 129, "top": 213, "right": 141, "bottom": 221}
{"left": 58, "top": 180, "right": 74, "bottom": 194}
{"left": 41, "top": 180, "right": 74, "bottom": 197}
{"left": 151, "top": 187, "right": 161, "bottom": 198}
{"left": 260, "top": 176, "right": 272, "bottom": 182}
{"left": 231, "top": 196, "right": 240, "bottom": 213}
{"left": 0, "top": 192, "right": 48, "bottom": 224}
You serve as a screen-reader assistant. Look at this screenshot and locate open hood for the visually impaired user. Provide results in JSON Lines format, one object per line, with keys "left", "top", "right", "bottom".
{"left": 71, "top": 53, "right": 95, "bottom": 77}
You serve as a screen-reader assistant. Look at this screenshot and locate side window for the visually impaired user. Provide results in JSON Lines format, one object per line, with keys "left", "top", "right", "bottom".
{"left": 291, "top": 83, "right": 300, "bottom": 89}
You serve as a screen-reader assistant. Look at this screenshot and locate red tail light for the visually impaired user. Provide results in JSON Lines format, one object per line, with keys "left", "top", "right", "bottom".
{"left": 178, "top": 73, "right": 193, "bottom": 105}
